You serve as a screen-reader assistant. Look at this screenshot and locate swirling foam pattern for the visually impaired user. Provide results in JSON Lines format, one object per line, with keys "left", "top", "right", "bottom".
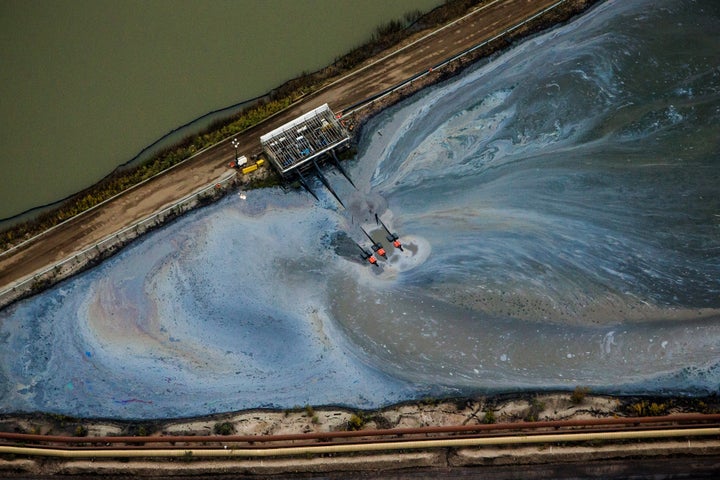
{"left": 1, "top": 0, "right": 719, "bottom": 418}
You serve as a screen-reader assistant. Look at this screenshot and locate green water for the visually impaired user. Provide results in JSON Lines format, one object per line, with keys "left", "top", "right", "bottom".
{"left": 0, "top": 0, "right": 439, "bottom": 221}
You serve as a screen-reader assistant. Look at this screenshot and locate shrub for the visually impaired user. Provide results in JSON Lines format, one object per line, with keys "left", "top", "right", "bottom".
{"left": 74, "top": 425, "right": 88, "bottom": 437}
{"left": 524, "top": 397, "right": 546, "bottom": 422}
{"left": 648, "top": 402, "right": 667, "bottom": 416}
{"left": 629, "top": 400, "right": 668, "bottom": 417}
{"left": 213, "top": 422, "right": 235, "bottom": 435}
{"left": 347, "top": 413, "right": 365, "bottom": 431}
{"left": 482, "top": 410, "right": 496, "bottom": 424}
{"left": 571, "top": 386, "right": 591, "bottom": 405}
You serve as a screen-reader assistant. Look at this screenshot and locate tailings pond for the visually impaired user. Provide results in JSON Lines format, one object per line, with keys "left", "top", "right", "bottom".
{"left": 1, "top": 0, "right": 719, "bottom": 419}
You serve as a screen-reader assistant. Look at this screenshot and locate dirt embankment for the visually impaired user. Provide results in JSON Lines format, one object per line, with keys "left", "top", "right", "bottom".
{"left": 1, "top": 393, "right": 719, "bottom": 477}
{"left": 4, "top": 392, "right": 716, "bottom": 439}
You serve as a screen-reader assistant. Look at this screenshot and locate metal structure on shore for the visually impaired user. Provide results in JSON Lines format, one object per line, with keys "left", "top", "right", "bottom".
{"left": 260, "top": 103, "right": 354, "bottom": 207}
{"left": 260, "top": 104, "right": 350, "bottom": 177}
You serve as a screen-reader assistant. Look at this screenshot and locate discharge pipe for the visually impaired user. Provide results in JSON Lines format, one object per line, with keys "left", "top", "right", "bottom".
{"left": 1, "top": 427, "right": 718, "bottom": 459}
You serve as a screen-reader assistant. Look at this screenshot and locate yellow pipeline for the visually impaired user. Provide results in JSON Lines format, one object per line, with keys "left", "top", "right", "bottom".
{"left": 1, "top": 427, "right": 718, "bottom": 458}
{"left": 242, "top": 164, "right": 258, "bottom": 175}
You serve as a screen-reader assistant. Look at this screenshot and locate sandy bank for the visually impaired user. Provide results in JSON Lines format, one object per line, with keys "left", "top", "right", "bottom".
{"left": 1, "top": 393, "right": 719, "bottom": 477}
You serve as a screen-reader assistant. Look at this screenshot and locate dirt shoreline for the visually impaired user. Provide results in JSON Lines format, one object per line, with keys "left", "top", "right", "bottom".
{"left": 1, "top": 392, "right": 719, "bottom": 477}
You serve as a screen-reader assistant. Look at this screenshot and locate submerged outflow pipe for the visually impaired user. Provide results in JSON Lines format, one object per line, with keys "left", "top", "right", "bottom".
{"left": 2, "top": 427, "right": 719, "bottom": 458}
{"left": 312, "top": 159, "right": 344, "bottom": 207}
{"left": 295, "top": 169, "right": 319, "bottom": 201}
{"left": 331, "top": 149, "right": 356, "bottom": 189}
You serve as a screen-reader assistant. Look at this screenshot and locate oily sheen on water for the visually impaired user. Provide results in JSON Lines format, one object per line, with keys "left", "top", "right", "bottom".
{"left": 1, "top": 0, "right": 718, "bottom": 419}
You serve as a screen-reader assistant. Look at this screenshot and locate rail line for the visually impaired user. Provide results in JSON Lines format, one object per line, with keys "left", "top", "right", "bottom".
{"left": 2, "top": 414, "right": 718, "bottom": 458}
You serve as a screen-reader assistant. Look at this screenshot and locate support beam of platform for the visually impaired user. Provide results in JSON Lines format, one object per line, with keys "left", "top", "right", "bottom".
{"left": 331, "top": 150, "right": 356, "bottom": 189}
{"left": 296, "top": 170, "right": 319, "bottom": 202}
{"left": 312, "top": 160, "right": 345, "bottom": 208}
